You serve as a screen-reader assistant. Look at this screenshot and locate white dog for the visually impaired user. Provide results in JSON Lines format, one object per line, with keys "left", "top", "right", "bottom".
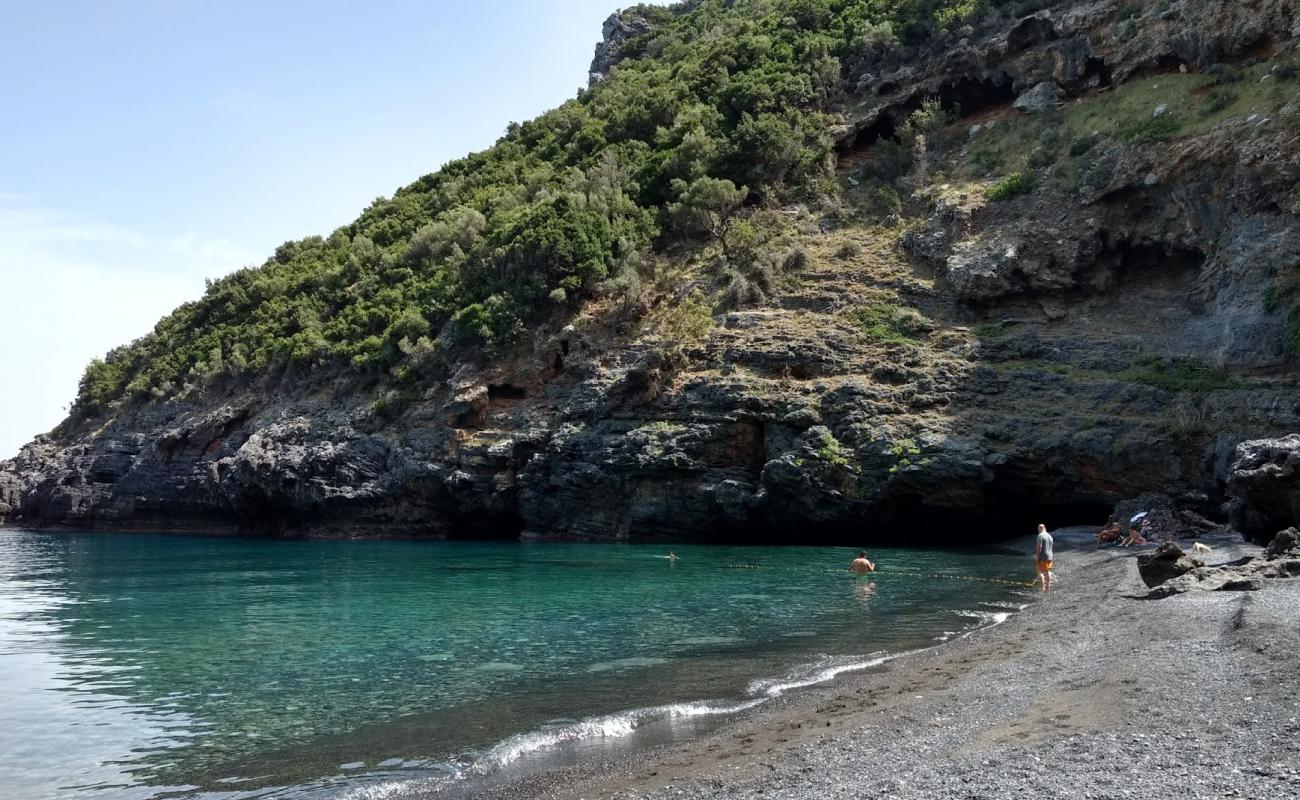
{"left": 1191, "top": 542, "right": 1213, "bottom": 555}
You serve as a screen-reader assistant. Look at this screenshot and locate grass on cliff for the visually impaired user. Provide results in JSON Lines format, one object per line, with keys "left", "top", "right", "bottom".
{"left": 957, "top": 59, "right": 1298, "bottom": 184}
{"left": 848, "top": 300, "right": 933, "bottom": 346}
{"left": 993, "top": 356, "right": 1246, "bottom": 393}
{"left": 1119, "top": 358, "right": 1245, "bottom": 393}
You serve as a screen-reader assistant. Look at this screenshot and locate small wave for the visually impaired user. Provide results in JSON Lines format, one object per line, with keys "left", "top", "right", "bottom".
{"left": 586, "top": 656, "right": 671, "bottom": 673}
{"left": 673, "top": 635, "right": 741, "bottom": 647}
{"left": 980, "top": 600, "right": 1028, "bottom": 610}
{"left": 400, "top": 603, "right": 1026, "bottom": 791}
{"left": 956, "top": 609, "right": 1012, "bottom": 626}
{"left": 475, "top": 699, "right": 765, "bottom": 772}
{"left": 748, "top": 652, "right": 904, "bottom": 698}
{"left": 335, "top": 772, "right": 463, "bottom": 800}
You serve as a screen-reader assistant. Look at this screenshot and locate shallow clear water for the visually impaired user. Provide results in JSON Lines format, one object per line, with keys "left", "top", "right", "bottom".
{"left": 0, "top": 531, "right": 1032, "bottom": 799}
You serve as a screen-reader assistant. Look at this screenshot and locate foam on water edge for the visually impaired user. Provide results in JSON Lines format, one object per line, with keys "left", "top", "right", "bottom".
{"left": 318, "top": 602, "right": 1028, "bottom": 799}
{"left": 195, "top": 598, "right": 1032, "bottom": 800}
{"left": 474, "top": 698, "right": 768, "bottom": 773}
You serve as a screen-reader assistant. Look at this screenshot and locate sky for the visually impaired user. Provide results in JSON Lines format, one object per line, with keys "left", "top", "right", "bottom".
{"left": 0, "top": 0, "right": 641, "bottom": 459}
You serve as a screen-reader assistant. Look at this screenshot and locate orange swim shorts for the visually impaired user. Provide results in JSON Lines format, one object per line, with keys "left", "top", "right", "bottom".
{"left": 1037, "top": 560, "right": 1054, "bottom": 573}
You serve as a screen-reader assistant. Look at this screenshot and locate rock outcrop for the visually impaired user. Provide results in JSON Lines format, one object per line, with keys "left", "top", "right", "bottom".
{"left": 3, "top": 0, "right": 1300, "bottom": 541}
{"left": 589, "top": 8, "right": 660, "bottom": 85}
{"left": 1137, "top": 542, "right": 1202, "bottom": 588}
{"left": 1142, "top": 529, "right": 1300, "bottom": 597}
{"left": 1226, "top": 436, "right": 1300, "bottom": 540}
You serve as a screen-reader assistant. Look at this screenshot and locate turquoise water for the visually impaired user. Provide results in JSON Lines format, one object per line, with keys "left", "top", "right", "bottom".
{"left": 0, "top": 531, "right": 1032, "bottom": 799}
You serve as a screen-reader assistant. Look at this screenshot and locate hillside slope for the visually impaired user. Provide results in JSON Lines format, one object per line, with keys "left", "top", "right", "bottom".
{"left": 4, "top": 0, "right": 1300, "bottom": 541}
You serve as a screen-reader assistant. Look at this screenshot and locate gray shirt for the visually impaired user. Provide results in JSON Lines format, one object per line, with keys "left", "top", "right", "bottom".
{"left": 1036, "top": 531, "right": 1054, "bottom": 561}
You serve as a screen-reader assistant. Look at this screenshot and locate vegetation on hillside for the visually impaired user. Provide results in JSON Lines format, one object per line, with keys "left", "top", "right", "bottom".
{"left": 71, "top": 0, "right": 1048, "bottom": 419}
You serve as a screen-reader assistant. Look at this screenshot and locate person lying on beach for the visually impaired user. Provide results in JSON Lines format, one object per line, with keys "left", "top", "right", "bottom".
{"left": 1096, "top": 523, "right": 1123, "bottom": 547}
{"left": 850, "top": 551, "right": 876, "bottom": 576}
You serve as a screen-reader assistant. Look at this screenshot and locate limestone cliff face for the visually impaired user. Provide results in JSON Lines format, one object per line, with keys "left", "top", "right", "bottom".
{"left": 4, "top": 0, "right": 1300, "bottom": 540}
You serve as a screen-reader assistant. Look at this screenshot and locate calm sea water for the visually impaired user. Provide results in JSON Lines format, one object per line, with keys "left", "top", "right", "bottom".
{"left": 0, "top": 531, "right": 1032, "bottom": 799}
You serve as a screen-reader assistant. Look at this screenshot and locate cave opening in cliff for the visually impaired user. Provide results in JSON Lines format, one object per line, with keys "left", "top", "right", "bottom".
{"left": 934, "top": 74, "right": 1017, "bottom": 119}
{"left": 1109, "top": 239, "right": 1206, "bottom": 288}
{"left": 448, "top": 511, "right": 525, "bottom": 541}
{"left": 1075, "top": 57, "right": 1113, "bottom": 90}
{"left": 488, "top": 383, "right": 529, "bottom": 400}
{"left": 858, "top": 495, "right": 1113, "bottom": 545}
{"left": 838, "top": 74, "right": 1015, "bottom": 171}
{"left": 700, "top": 494, "right": 1113, "bottom": 547}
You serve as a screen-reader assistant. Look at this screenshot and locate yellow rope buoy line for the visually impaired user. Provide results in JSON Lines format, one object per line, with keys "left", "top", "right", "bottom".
{"left": 834, "top": 568, "right": 1038, "bottom": 588}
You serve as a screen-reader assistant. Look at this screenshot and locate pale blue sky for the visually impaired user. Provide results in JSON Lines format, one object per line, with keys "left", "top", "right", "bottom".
{"left": 0, "top": 1, "right": 637, "bottom": 458}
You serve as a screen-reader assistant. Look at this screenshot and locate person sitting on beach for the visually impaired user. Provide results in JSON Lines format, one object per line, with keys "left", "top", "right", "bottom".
{"left": 1096, "top": 523, "right": 1123, "bottom": 547}
{"left": 1035, "top": 524, "right": 1054, "bottom": 593}
{"left": 850, "top": 551, "right": 876, "bottom": 576}
{"left": 1120, "top": 526, "right": 1148, "bottom": 547}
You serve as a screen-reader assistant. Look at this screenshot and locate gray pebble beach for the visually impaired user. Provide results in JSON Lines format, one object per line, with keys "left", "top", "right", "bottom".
{"left": 466, "top": 529, "right": 1299, "bottom": 800}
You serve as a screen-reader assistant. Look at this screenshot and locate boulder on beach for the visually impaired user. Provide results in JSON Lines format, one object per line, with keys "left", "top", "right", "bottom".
{"left": 1142, "top": 527, "right": 1300, "bottom": 598}
{"left": 1106, "top": 493, "right": 1223, "bottom": 544}
{"left": 1226, "top": 436, "right": 1300, "bottom": 541}
{"left": 1136, "top": 542, "right": 1200, "bottom": 588}
{"left": 1264, "top": 527, "right": 1300, "bottom": 560}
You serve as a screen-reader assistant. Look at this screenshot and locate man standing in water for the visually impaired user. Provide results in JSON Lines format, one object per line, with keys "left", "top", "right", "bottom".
{"left": 850, "top": 551, "right": 876, "bottom": 576}
{"left": 1035, "top": 524, "right": 1054, "bottom": 592}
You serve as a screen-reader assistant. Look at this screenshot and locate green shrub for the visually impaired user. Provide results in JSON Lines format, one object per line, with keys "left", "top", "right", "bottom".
{"left": 849, "top": 301, "right": 932, "bottom": 345}
{"left": 835, "top": 241, "right": 860, "bottom": 259}
{"left": 1119, "top": 357, "right": 1243, "bottom": 392}
{"left": 1068, "top": 134, "right": 1097, "bottom": 157}
{"left": 858, "top": 139, "right": 913, "bottom": 183}
{"left": 1286, "top": 309, "right": 1300, "bottom": 360}
{"left": 968, "top": 145, "right": 1003, "bottom": 174}
{"left": 814, "top": 429, "right": 854, "bottom": 468}
{"left": 865, "top": 184, "right": 903, "bottom": 218}
{"left": 986, "top": 171, "right": 1036, "bottom": 201}
{"left": 1199, "top": 88, "right": 1237, "bottom": 117}
{"left": 1204, "top": 63, "right": 1244, "bottom": 85}
{"left": 1116, "top": 113, "right": 1181, "bottom": 144}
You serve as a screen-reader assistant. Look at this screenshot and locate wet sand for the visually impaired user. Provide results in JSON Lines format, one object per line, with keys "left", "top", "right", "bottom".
{"left": 465, "top": 528, "right": 1300, "bottom": 799}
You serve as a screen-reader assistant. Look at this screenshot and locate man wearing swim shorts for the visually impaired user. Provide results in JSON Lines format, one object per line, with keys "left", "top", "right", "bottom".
{"left": 1035, "top": 524, "right": 1054, "bottom": 592}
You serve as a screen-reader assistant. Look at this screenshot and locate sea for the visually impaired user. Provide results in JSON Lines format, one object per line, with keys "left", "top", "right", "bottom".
{"left": 0, "top": 530, "right": 1035, "bottom": 799}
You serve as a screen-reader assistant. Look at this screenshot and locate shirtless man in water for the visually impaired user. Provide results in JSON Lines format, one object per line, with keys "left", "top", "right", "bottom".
{"left": 850, "top": 551, "right": 876, "bottom": 575}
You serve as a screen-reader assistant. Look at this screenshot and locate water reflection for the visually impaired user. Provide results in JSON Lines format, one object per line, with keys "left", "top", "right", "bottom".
{"left": 0, "top": 535, "right": 199, "bottom": 799}
{"left": 0, "top": 531, "right": 1030, "bottom": 800}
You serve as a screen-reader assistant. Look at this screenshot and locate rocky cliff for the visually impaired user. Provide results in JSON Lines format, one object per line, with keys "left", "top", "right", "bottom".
{"left": 4, "top": 0, "right": 1300, "bottom": 541}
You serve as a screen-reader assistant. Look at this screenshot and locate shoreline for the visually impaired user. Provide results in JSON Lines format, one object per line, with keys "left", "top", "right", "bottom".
{"left": 456, "top": 529, "right": 1299, "bottom": 799}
